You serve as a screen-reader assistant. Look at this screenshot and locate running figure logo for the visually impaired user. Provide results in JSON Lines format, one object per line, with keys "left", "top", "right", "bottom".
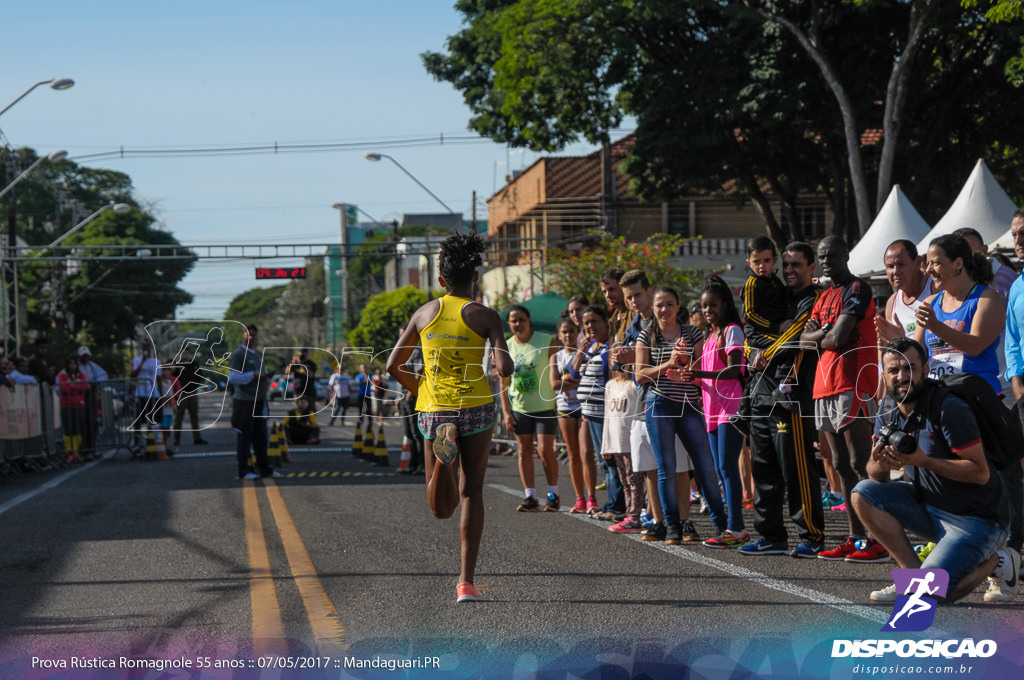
{"left": 883, "top": 568, "right": 949, "bottom": 632}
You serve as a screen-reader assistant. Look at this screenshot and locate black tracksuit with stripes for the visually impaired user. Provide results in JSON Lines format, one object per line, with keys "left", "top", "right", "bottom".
{"left": 746, "top": 283, "right": 826, "bottom": 545}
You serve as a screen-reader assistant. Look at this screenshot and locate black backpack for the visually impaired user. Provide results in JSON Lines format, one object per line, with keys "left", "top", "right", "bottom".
{"left": 925, "top": 374, "right": 1024, "bottom": 472}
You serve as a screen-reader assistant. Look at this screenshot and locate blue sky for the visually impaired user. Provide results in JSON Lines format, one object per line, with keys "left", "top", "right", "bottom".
{"left": 2, "top": 1, "right": 601, "bottom": 319}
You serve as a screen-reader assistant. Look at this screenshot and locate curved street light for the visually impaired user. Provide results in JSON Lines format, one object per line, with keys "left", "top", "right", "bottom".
{"left": 0, "top": 150, "right": 68, "bottom": 201}
{"left": 34, "top": 202, "right": 132, "bottom": 258}
{"left": 0, "top": 77, "right": 75, "bottom": 118}
{"left": 364, "top": 152, "right": 456, "bottom": 216}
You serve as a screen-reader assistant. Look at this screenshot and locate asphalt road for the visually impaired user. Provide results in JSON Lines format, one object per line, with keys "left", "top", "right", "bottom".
{"left": 1, "top": 393, "right": 1022, "bottom": 678}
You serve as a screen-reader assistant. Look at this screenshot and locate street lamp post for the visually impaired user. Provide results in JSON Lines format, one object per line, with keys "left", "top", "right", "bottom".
{"left": 0, "top": 77, "right": 75, "bottom": 354}
{"left": 34, "top": 202, "right": 131, "bottom": 258}
{"left": 365, "top": 153, "right": 454, "bottom": 299}
{"left": 0, "top": 150, "right": 69, "bottom": 201}
{"left": 0, "top": 78, "right": 74, "bottom": 118}
{"left": 364, "top": 152, "right": 456, "bottom": 217}
{"left": 13, "top": 203, "right": 131, "bottom": 352}
{"left": 330, "top": 203, "right": 352, "bottom": 335}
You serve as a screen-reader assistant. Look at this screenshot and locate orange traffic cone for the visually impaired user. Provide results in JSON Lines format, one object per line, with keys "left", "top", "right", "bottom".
{"left": 396, "top": 435, "right": 411, "bottom": 472}
{"left": 154, "top": 428, "right": 170, "bottom": 461}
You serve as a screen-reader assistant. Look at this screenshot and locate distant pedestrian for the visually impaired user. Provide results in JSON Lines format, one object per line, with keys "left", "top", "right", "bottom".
{"left": 328, "top": 365, "right": 353, "bottom": 426}
{"left": 28, "top": 338, "right": 55, "bottom": 385}
{"left": 284, "top": 396, "right": 321, "bottom": 445}
{"left": 56, "top": 356, "right": 90, "bottom": 461}
{"left": 170, "top": 346, "right": 209, "bottom": 446}
{"left": 130, "top": 337, "right": 159, "bottom": 456}
{"left": 76, "top": 346, "right": 108, "bottom": 382}
{"left": 228, "top": 324, "right": 279, "bottom": 480}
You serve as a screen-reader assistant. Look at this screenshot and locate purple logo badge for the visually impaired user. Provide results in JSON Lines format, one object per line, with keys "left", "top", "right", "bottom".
{"left": 882, "top": 568, "right": 949, "bottom": 632}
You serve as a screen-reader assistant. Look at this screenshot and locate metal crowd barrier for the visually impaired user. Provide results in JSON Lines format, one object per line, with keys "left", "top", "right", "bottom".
{"left": 0, "top": 378, "right": 137, "bottom": 479}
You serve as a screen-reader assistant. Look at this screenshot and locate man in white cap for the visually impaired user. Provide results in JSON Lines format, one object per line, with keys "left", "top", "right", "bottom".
{"left": 77, "top": 346, "right": 108, "bottom": 383}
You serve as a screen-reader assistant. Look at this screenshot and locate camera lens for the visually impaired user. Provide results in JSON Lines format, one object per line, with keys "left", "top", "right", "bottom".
{"left": 889, "top": 431, "right": 917, "bottom": 454}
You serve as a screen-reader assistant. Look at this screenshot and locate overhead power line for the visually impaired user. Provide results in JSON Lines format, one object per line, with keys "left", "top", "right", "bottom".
{"left": 69, "top": 134, "right": 492, "bottom": 162}
{"left": 63, "top": 128, "right": 637, "bottom": 163}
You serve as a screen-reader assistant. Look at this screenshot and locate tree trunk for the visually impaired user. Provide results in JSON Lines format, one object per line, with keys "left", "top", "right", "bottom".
{"left": 876, "top": 1, "right": 936, "bottom": 212}
{"left": 738, "top": 169, "right": 789, "bottom": 247}
{"left": 751, "top": 4, "right": 873, "bottom": 236}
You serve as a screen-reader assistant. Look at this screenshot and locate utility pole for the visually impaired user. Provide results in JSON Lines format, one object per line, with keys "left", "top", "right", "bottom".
{"left": 4, "top": 153, "right": 19, "bottom": 354}
{"left": 424, "top": 227, "right": 432, "bottom": 302}
{"left": 392, "top": 219, "right": 400, "bottom": 291}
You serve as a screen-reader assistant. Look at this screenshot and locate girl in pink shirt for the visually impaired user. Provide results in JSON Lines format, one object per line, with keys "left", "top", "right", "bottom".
{"left": 685, "top": 276, "right": 748, "bottom": 547}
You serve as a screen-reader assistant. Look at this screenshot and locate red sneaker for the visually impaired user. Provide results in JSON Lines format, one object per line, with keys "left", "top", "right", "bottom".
{"left": 456, "top": 582, "right": 482, "bottom": 603}
{"left": 844, "top": 537, "right": 891, "bottom": 564}
{"left": 817, "top": 536, "right": 859, "bottom": 561}
{"left": 608, "top": 518, "right": 643, "bottom": 534}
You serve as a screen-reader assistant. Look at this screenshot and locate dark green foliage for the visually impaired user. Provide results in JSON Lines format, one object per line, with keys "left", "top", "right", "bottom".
{"left": 347, "top": 286, "right": 429, "bottom": 362}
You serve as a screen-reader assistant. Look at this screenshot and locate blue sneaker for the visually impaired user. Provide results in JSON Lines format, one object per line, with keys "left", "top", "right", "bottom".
{"left": 822, "top": 491, "right": 844, "bottom": 509}
{"left": 640, "top": 509, "right": 654, "bottom": 526}
{"left": 790, "top": 539, "right": 824, "bottom": 559}
{"left": 738, "top": 537, "right": 789, "bottom": 556}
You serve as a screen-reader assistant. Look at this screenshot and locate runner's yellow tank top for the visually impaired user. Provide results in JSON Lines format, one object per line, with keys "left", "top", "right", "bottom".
{"left": 416, "top": 295, "right": 494, "bottom": 412}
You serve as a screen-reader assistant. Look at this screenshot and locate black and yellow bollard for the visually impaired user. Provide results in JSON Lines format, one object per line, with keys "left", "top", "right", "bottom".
{"left": 374, "top": 425, "right": 389, "bottom": 467}
{"left": 279, "top": 423, "right": 291, "bottom": 463}
{"left": 353, "top": 423, "right": 364, "bottom": 459}
{"left": 145, "top": 428, "right": 158, "bottom": 461}
{"left": 268, "top": 424, "right": 282, "bottom": 468}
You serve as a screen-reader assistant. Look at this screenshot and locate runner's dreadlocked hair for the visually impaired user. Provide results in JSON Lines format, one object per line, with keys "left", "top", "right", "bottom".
{"left": 439, "top": 232, "right": 485, "bottom": 287}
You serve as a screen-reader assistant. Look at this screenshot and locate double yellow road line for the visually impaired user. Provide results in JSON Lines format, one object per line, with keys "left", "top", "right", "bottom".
{"left": 243, "top": 479, "right": 346, "bottom": 656}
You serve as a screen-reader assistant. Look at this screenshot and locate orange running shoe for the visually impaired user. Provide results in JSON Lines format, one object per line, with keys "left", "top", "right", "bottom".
{"left": 456, "top": 581, "right": 481, "bottom": 603}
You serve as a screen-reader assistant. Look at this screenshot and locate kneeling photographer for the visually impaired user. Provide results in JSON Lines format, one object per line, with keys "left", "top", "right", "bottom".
{"left": 852, "top": 337, "right": 1018, "bottom": 603}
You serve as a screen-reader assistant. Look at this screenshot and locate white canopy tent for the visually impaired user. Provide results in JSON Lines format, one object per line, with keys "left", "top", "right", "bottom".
{"left": 991, "top": 228, "right": 1017, "bottom": 251}
{"left": 915, "top": 159, "right": 1017, "bottom": 253}
{"left": 848, "top": 185, "right": 930, "bottom": 276}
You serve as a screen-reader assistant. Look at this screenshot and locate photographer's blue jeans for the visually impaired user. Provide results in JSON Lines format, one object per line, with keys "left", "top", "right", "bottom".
{"left": 587, "top": 416, "right": 624, "bottom": 513}
{"left": 645, "top": 394, "right": 725, "bottom": 529}
{"left": 853, "top": 479, "right": 1007, "bottom": 593}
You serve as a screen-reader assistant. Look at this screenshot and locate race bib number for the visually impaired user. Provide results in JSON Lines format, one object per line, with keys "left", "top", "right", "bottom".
{"left": 928, "top": 350, "right": 964, "bottom": 379}
{"left": 513, "top": 367, "right": 539, "bottom": 394}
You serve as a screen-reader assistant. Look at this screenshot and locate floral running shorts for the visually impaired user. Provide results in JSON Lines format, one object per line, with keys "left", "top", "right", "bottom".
{"left": 417, "top": 403, "right": 497, "bottom": 440}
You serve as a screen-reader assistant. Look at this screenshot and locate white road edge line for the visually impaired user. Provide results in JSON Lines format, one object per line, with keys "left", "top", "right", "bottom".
{"left": 488, "top": 481, "right": 892, "bottom": 627}
{"left": 0, "top": 451, "right": 115, "bottom": 517}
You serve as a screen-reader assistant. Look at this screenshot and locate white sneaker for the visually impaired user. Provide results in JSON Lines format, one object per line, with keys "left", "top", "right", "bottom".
{"left": 983, "top": 576, "right": 1014, "bottom": 602}
{"left": 986, "top": 548, "right": 1021, "bottom": 602}
{"left": 870, "top": 584, "right": 897, "bottom": 602}
{"left": 241, "top": 472, "right": 259, "bottom": 480}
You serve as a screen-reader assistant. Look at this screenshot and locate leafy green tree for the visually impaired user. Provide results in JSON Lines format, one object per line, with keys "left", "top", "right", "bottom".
{"left": 425, "top": 1, "right": 1024, "bottom": 242}
{"left": 219, "top": 285, "right": 287, "bottom": 347}
{"left": 6, "top": 148, "right": 195, "bottom": 351}
{"left": 348, "top": 286, "right": 428, "bottom": 362}
{"left": 547, "top": 233, "right": 706, "bottom": 305}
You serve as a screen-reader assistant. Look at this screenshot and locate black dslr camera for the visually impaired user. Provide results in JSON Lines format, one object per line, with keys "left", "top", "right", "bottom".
{"left": 877, "top": 425, "right": 917, "bottom": 454}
